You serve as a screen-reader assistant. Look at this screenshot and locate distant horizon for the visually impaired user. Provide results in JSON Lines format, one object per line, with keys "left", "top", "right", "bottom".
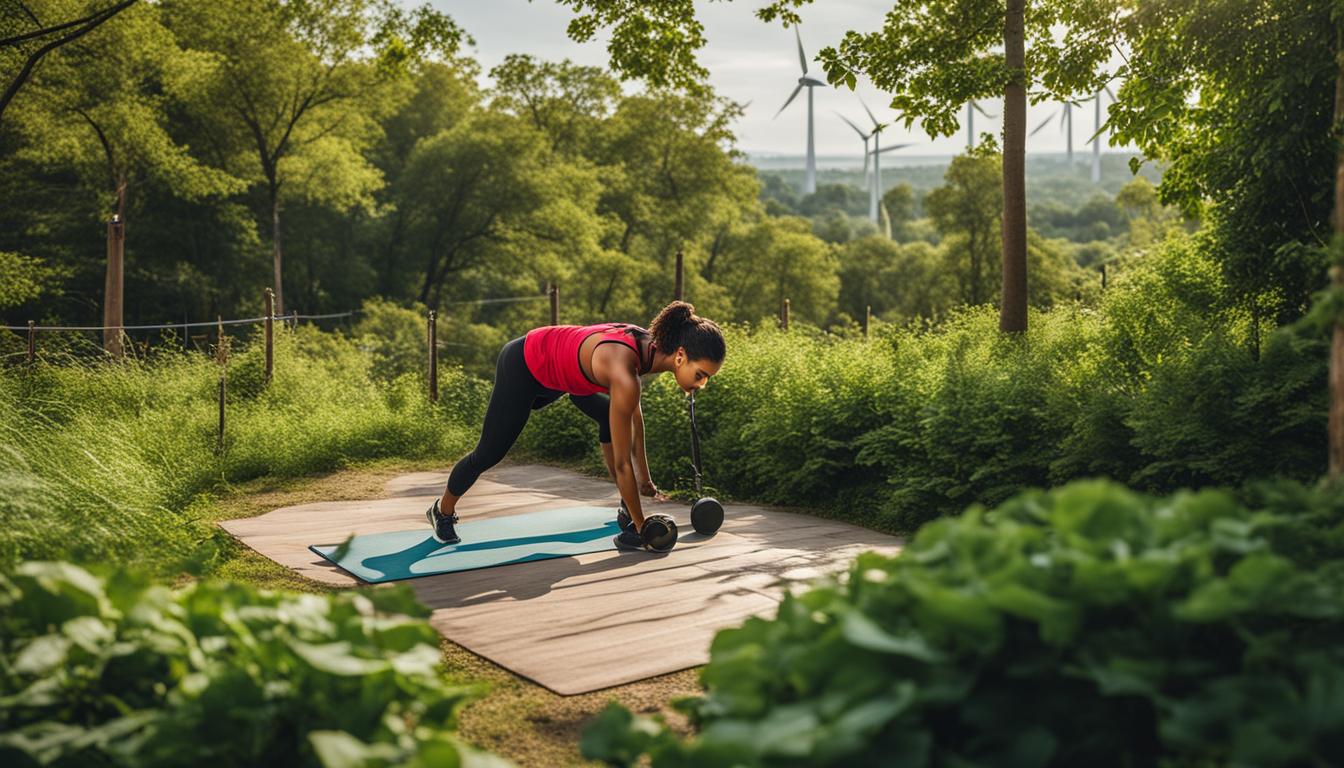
{"left": 744, "top": 150, "right": 1144, "bottom": 171}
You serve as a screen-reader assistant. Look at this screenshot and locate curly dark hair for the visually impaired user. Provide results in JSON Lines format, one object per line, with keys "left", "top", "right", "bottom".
{"left": 648, "top": 301, "right": 725, "bottom": 363}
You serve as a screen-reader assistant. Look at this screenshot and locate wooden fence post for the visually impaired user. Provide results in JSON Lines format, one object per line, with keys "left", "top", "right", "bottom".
{"left": 264, "top": 288, "right": 274, "bottom": 384}
{"left": 103, "top": 214, "right": 125, "bottom": 359}
{"left": 290, "top": 309, "right": 298, "bottom": 330}
{"left": 780, "top": 298, "right": 790, "bottom": 332}
{"left": 428, "top": 310, "right": 438, "bottom": 403}
{"left": 1101, "top": 263, "right": 1108, "bottom": 290}
{"left": 27, "top": 321, "right": 35, "bottom": 364}
{"left": 215, "top": 317, "right": 228, "bottom": 453}
{"left": 864, "top": 305, "right": 871, "bottom": 340}
{"left": 550, "top": 282, "right": 559, "bottom": 326}
{"left": 674, "top": 250, "right": 684, "bottom": 301}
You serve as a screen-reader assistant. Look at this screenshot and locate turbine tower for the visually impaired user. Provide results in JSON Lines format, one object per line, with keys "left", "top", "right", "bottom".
{"left": 1088, "top": 85, "right": 1117, "bottom": 183}
{"left": 836, "top": 111, "right": 873, "bottom": 208}
{"left": 1030, "top": 97, "right": 1089, "bottom": 165}
{"left": 857, "top": 100, "right": 913, "bottom": 223}
{"left": 775, "top": 27, "right": 827, "bottom": 195}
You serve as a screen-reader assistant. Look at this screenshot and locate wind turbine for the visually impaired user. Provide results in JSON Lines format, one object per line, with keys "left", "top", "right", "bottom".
{"left": 859, "top": 99, "right": 914, "bottom": 223}
{"left": 1088, "top": 85, "right": 1118, "bottom": 183}
{"left": 836, "top": 111, "right": 873, "bottom": 195}
{"left": 965, "top": 100, "right": 997, "bottom": 149}
{"left": 775, "top": 27, "right": 827, "bottom": 195}
{"left": 1030, "top": 96, "right": 1091, "bottom": 165}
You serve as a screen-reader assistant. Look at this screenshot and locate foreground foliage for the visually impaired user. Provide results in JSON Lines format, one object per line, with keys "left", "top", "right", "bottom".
{"left": 0, "top": 561, "right": 511, "bottom": 767}
{"left": 582, "top": 479, "right": 1344, "bottom": 767}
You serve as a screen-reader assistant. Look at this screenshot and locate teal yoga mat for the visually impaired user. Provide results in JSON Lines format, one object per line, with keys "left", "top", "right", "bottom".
{"left": 309, "top": 505, "right": 621, "bottom": 583}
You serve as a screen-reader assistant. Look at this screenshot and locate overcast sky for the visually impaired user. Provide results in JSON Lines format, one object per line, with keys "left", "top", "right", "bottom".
{"left": 436, "top": 0, "right": 1129, "bottom": 161}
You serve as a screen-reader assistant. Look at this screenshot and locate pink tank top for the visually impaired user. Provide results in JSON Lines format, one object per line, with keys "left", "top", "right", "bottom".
{"left": 524, "top": 322, "right": 651, "bottom": 396}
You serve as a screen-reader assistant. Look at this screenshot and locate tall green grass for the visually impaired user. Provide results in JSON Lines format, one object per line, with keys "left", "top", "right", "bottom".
{"left": 0, "top": 324, "right": 489, "bottom": 573}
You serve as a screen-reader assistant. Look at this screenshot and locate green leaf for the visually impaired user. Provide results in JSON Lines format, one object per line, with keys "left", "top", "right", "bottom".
{"left": 841, "top": 610, "right": 946, "bottom": 662}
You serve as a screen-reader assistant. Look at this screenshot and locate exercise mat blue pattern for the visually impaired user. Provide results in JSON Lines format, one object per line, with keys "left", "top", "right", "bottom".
{"left": 310, "top": 505, "right": 621, "bottom": 583}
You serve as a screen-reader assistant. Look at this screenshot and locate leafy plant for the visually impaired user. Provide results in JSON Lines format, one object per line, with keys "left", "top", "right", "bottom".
{"left": 582, "top": 479, "right": 1344, "bottom": 767}
{"left": 0, "top": 561, "right": 510, "bottom": 767}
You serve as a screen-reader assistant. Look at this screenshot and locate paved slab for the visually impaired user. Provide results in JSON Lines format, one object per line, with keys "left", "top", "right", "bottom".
{"left": 220, "top": 462, "right": 903, "bottom": 695}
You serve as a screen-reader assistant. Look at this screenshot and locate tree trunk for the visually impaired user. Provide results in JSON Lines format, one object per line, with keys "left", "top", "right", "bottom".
{"left": 999, "top": 0, "right": 1028, "bottom": 333}
{"left": 1329, "top": 22, "right": 1344, "bottom": 479}
{"left": 270, "top": 185, "right": 284, "bottom": 316}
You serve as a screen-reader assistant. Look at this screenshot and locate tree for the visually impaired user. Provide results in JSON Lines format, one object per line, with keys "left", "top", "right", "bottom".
{"left": 164, "top": 0, "right": 465, "bottom": 314}
{"left": 882, "top": 182, "right": 916, "bottom": 240}
{"left": 925, "top": 148, "right": 1003, "bottom": 306}
{"left": 0, "top": 0, "right": 137, "bottom": 123}
{"left": 1109, "top": 0, "right": 1333, "bottom": 324}
{"left": 396, "top": 111, "right": 606, "bottom": 313}
{"left": 1100, "top": 0, "right": 1338, "bottom": 474}
{"left": 713, "top": 215, "right": 838, "bottom": 326}
{"left": 369, "top": 59, "right": 479, "bottom": 297}
{"left": 552, "top": 0, "right": 1121, "bottom": 333}
{"left": 587, "top": 90, "right": 759, "bottom": 312}
{"left": 8, "top": 1, "right": 239, "bottom": 352}
{"left": 489, "top": 54, "right": 620, "bottom": 157}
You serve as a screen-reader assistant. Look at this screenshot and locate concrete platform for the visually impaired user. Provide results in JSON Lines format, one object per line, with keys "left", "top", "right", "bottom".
{"left": 220, "top": 463, "right": 903, "bottom": 695}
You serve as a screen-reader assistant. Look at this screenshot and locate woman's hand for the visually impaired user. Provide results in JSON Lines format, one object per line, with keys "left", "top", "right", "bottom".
{"left": 639, "top": 479, "right": 669, "bottom": 502}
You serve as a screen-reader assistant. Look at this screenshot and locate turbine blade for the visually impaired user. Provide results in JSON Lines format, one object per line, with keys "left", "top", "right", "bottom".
{"left": 795, "top": 27, "right": 808, "bottom": 75}
{"left": 876, "top": 143, "right": 914, "bottom": 154}
{"left": 1030, "top": 114, "right": 1054, "bottom": 136}
{"left": 1104, "top": 84, "right": 1116, "bottom": 101}
{"left": 836, "top": 112, "right": 868, "bottom": 138}
{"left": 775, "top": 84, "right": 804, "bottom": 118}
{"left": 972, "top": 101, "right": 994, "bottom": 118}
{"left": 860, "top": 96, "right": 879, "bottom": 127}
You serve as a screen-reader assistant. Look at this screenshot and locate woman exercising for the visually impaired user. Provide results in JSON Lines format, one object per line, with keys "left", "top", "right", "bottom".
{"left": 427, "top": 300, "right": 726, "bottom": 550}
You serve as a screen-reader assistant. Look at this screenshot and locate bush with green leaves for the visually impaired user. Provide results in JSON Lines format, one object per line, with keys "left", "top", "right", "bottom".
{"left": 581, "top": 479, "right": 1344, "bottom": 767}
{"left": 606, "top": 233, "right": 1325, "bottom": 532}
{"left": 0, "top": 561, "right": 511, "bottom": 767}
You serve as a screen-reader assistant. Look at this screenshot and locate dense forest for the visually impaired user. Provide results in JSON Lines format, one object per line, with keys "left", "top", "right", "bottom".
{"left": 2, "top": 0, "right": 1225, "bottom": 366}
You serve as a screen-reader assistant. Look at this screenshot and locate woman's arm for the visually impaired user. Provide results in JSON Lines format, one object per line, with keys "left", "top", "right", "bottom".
{"left": 607, "top": 371, "right": 645, "bottom": 529}
{"left": 632, "top": 402, "right": 652, "bottom": 487}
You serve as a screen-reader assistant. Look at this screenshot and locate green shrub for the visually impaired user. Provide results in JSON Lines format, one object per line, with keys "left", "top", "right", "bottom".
{"left": 0, "top": 561, "right": 510, "bottom": 767}
{"left": 579, "top": 233, "right": 1326, "bottom": 531}
{"left": 582, "top": 479, "right": 1344, "bottom": 767}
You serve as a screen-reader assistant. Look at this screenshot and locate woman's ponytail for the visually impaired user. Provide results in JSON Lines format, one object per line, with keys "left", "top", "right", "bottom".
{"left": 648, "top": 301, "right": 725, "bottom": 364}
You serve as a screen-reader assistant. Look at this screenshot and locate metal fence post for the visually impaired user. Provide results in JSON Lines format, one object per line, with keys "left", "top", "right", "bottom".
{"left": 27, "top": 321, "right": 35, "bottom": 364}
{"left": 865, "top": 305, "right": 871, "bottom": 340}
{"left": 780, "top": 298, "right": 790, "bottom": 332}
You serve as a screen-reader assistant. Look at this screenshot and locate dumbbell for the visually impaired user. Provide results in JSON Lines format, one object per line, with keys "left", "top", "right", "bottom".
{"left": 686, "top": 392, "right": 724, "bottom": 535}
{"left": 615, "top": 504, "right": 678, "bottom": 551}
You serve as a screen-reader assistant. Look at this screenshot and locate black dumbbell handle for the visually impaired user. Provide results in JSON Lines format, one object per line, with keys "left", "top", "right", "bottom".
{"left": 687, "top": 392, "right": 704, "bottom": 495}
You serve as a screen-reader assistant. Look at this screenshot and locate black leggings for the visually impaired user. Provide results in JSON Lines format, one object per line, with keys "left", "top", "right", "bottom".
{"left": 447, "top": 335, "right": 612, "bottom": 497}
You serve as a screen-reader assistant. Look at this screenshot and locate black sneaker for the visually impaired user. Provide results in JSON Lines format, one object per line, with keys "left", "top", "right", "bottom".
{"left": 426, "top": 498, "right": 461, "bottom": 545}
{"left": 613, "top": 527, "right": 646, "bottom": 551}
{"left": 616, "top": 501, "right": 634, "bottom": 534}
